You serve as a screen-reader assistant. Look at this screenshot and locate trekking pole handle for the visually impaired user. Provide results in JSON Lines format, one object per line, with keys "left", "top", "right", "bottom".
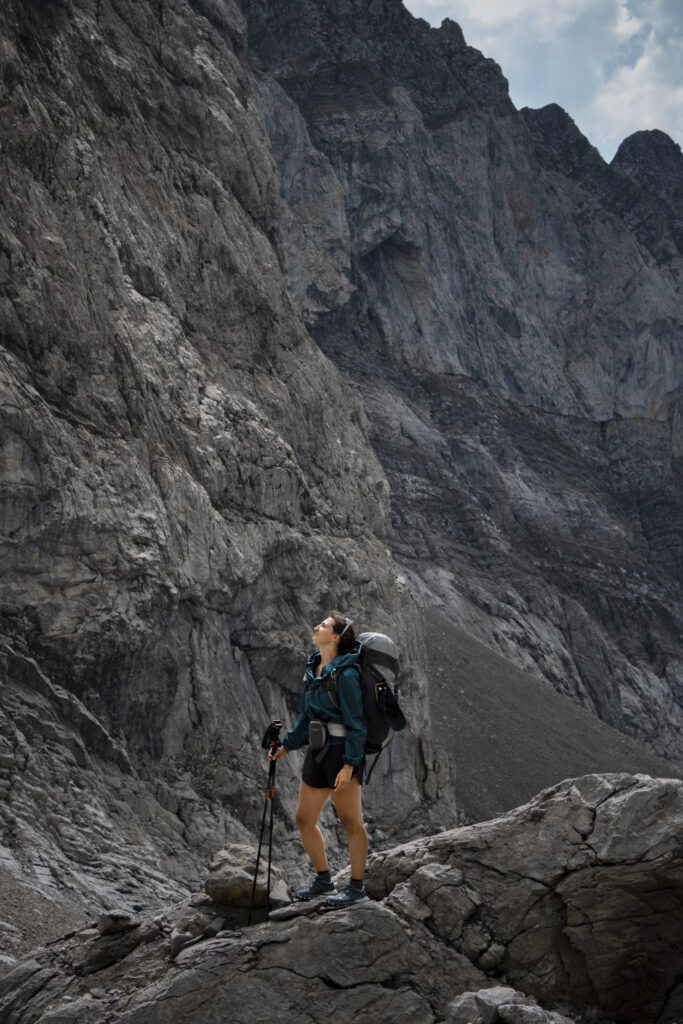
{"left": 261, "top": 719, "right": 282, "bottom": 753}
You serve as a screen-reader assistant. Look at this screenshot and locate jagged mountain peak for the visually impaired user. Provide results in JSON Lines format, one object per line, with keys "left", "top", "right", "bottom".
{"left": 520, "top": 105, "right": 683, "bottom": 262}
{"left": 242, "top": 0, "right": 512, "bottom": 125}
{"left": 612, "top": 128, "right": 683, "bottom": 207}
{"left": 520, "top": 102, "right": 608, "bottom": 178}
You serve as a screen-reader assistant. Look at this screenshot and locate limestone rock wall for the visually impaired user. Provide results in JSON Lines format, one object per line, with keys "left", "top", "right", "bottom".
{"left": 0, "top": 0, "right": 455, "bottom": 953}
{"left": 242, "top": 0, "right": 683, "bottom": 763}
{"left": 1, "top": 0, "right": 390, "bottom": 756}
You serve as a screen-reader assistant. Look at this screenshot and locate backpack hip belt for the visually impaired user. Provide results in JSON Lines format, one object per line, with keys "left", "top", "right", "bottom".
{"left": 309, "top": 719, "right": 347, "bottom": 764}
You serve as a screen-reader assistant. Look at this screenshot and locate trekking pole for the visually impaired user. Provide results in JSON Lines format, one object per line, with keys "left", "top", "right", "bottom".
{"left": 248, "top": 719, "right": 281, "bottom": 925}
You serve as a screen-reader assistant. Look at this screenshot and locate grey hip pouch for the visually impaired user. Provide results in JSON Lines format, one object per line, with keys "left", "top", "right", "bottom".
{"left": 309, "top": 720, "right": 327, "bottom": 751}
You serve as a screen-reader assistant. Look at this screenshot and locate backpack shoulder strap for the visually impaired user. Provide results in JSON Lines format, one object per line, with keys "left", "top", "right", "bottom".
{"left": 327, "top": 667, "right": 340, "bottom": 708}
{"left": 326, "top": 664, "right": 362, "bottom": 709}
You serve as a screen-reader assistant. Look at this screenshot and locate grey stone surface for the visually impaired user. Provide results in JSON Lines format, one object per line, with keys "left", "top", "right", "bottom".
{"left": 448, "top": 986, "right": 577, "bottom": 1024}
{"left": 97, "top": 913, "right": 138, "bottom": 937}
{"left": 204, "top": 843, "right": 288, "bottom": 906}
{"left": 425, "top": 610, "right": 682, "bottom": 823}
{"left": 367, "top": 774, "right": 683, "bottom": 1023}
{"left": 4, "top": 774, "right": 683, "bottom": 1023}
{"left": 476, "top": 988, "right": 528, "bottom": 1024}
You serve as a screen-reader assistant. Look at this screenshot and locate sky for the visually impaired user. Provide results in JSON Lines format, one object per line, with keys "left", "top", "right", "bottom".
{"left": 402, "top": 0, "right": 683, "bottom": 162}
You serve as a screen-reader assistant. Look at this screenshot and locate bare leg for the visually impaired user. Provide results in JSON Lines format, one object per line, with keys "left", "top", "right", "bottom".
{"left": 332, "top": 779, "right": 368, "bottom": 879}
{"left": 294, "top": 780, "right": 332, "bottom": 871}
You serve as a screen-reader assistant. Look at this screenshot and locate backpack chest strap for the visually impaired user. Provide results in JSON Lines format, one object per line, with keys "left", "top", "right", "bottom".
{"left": 309, "top": 667, "right": 340, "bottom": 702}
{"left": 309, "top": 664, "right": 360, "bottom": 711}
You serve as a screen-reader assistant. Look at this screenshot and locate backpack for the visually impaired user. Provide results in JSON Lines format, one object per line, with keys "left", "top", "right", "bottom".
{"left": 327, "top": 632, "right": 407, "bottom": 783}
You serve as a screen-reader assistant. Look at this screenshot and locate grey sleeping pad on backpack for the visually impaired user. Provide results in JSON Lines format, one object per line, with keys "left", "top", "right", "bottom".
{"left": 357, "top": 632, "right": 399, "bottom": 681}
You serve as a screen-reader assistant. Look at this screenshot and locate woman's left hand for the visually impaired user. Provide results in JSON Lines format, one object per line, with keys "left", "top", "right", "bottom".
{"left": 333, "top": 764, "right": 354, "bottom": 790}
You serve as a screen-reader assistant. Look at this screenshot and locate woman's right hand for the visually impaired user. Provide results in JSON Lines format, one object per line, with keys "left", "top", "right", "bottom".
{"left": 269, "top": 745, "right": 289, "bottom": 762}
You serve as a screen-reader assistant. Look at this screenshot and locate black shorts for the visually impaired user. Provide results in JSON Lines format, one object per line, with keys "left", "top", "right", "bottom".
{"left": 301, "top": 743, "right": 364, "bottom": 789}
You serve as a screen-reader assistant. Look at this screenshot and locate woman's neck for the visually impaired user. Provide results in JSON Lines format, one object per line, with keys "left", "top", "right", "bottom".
{"left": 317, "top": 644, "right": 338, "bottom": 670}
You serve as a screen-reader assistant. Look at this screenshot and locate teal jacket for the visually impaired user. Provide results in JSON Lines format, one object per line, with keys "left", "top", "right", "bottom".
{"left": 282, "top": 650, "right": 367, "bottom": 766}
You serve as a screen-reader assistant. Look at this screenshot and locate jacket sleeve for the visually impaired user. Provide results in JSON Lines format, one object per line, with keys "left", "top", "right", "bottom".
{"left": 282, "top": 707, "right": 310, "bottom": 752}
{"left": 336, "top": 667, "right": 367, "bottom": 766}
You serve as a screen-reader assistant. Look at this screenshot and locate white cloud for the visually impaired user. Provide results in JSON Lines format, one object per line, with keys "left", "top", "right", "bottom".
{"left": 403, "top": 0, "right": 683, "bottom": 160}
{"left": 614, "top": 2, "right": 643, "bottom": 40}
{"left": 407, "top": 0, "right": 599, "bottom": 36}
{"left": 590, "top": 30, "right": 683, "bottom": 154}
{"left": 436, "top": 0, "right": 594, "bottom": 39}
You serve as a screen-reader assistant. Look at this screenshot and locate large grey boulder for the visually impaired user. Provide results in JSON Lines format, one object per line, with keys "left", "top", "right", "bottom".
{"left": 448, "top": 986, "right": 576, "bottom": 1024}
{"left": 367, "top": 773, "right": 683, "bottom": 1023}
{"left": 1, "top": 774, "right": 681, "bottom": 1024}
{"left": 204, "top": 843, "right": 288, "bottom": 907}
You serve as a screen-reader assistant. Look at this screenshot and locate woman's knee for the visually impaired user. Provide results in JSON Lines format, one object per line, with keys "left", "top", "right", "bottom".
{"left": 337, "top": 812, "right": 366, "bottom": 837}
{"left": 295, "top": 782, "right": 329, "bottom": 832}
{"left": 295, "top": 807, "right": 319, "bottom": 832}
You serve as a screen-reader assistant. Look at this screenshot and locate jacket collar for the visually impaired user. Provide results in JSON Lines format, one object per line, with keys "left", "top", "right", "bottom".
{"left": 306, "top": 649, "right": 359, "bottom": 679}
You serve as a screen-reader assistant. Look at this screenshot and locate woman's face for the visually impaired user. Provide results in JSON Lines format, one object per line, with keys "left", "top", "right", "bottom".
{"left": 312, "top": 616, "right": 339, "bottom": 647}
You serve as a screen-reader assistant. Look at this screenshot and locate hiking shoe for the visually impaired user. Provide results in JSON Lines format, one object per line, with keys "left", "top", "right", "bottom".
{"left": 296, "top": 876, "right": 336, "bottom": 901}
{"left": 325, "top": 884, "right": 369, "bottom": 907}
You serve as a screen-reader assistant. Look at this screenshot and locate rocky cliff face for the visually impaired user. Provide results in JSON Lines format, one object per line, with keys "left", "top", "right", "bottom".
{"left": 0, "top": 0, "right": 456, "bottom": 958}
{"left": 241, "top": 0, "right": 683, "bottom": 762}
{"left": 3, "top": 0, "right": 683, "bottom": 980}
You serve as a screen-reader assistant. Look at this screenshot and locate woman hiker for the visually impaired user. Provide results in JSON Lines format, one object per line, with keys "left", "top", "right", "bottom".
{"left": 269, "top": 611, "right": 369, "bottom": 906}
